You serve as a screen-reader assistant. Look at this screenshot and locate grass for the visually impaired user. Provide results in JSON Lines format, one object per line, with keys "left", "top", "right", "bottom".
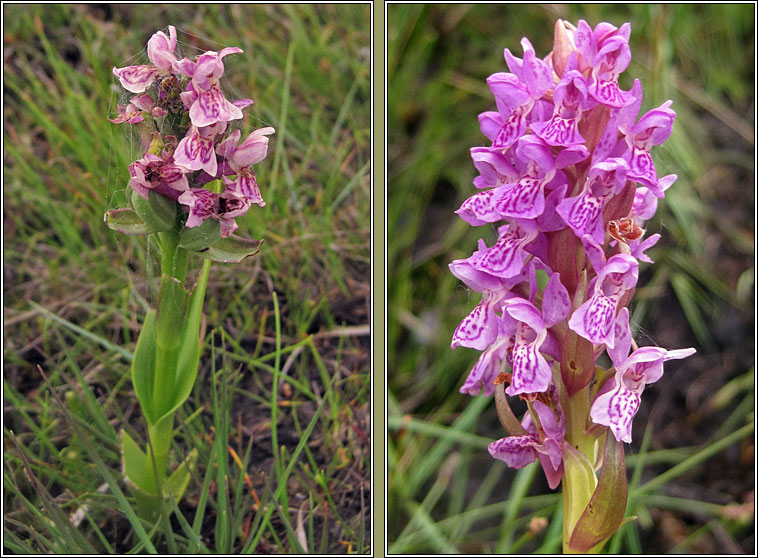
{"left": 4, "top": 4, "right": 370, "bottom": 553}
{"left": 387, "top": 3, "right": 754, "bottom": 554}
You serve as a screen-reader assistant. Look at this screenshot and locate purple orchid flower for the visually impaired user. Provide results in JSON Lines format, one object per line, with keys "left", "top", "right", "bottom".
{"left": 504, "top": 273, "right": 570, "bottom": 395}
{"left": 215, "top": 126, "right": 275, "bottom": 205}
{"left": 489, "top": 398, "right": 566, "bottom": 489}
{"left": 173, "top": 125, "right": 219, "bottom": 177}
{"left": 590, "top": 309, "right": 696, "bottom": 442}
{"left": 112, "top": 26, "right": 178, "bottom": 94}
{"left": 556, "top": 158, "right": 629, "bottom": 244}
{"left": 471, "top": 147, "right": 521, "bottom": 190}
{"left": 178, "top": 186, "right": 250, "bottom": 238}
{"left": 480, "top": 38, "right": 553, "bottom": 151}
{"left": 568, "top": 253, "right": 638, "bottom": 349}
{"left": 172, "top": 48, "right": 253, "bottom": 128}
{"left": 472, "top": 222, "right": 539, "bottom": 279}
{"left": 129, "top": 150, "right": 188, "bottom": 200}
{"left": 574, "top": 20, "right": 635, "bottom": 108}
{"left": 531, "top": 69, "right": 589, "bottom": 147}
{"left": 492, "top": 136, "right": 560, "bottom": 221}
{"left": 616, "top": 80, "right": 676, "bottom": 196}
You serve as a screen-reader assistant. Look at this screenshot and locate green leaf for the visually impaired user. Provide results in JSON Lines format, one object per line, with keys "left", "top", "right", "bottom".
{"left": 178, "top": 218, "right": 221, "bottom": 251}
{"left": 131, "top": 309, "right": 157, "bottom": 424}
{"left": 165, "top": 448, "right": 199, "bottom": 504}
{"left": 154, "top": 260, "right": 211, "bottom": 425}
{"left": 121, "top": 429, "right": 150, "bottom": 493}
{"left": 131, "top": 189, "right": 177, "bottom": 233}
{"left": 568, "top": 433, "right": 628, "bottom": 553}
{"left": 104, "top": 208, "right": 150, "bottom": 235}
{"left": 156, "top": 275, "right": 190, "bottom": 351}
{"left": 194, "top": 235, "right": 263, "bottom": 263}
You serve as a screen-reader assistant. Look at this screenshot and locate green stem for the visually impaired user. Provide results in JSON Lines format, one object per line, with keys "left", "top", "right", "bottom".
{"left": 146, "top": 415, "right": 173, "bottom": 494}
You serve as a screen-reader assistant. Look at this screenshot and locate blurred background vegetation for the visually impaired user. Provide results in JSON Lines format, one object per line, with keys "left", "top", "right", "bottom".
{"left": 388, "top": 4, "right": 754, "bottom": 554}
{"left": 4, "top": 4, "right": 370, "bottom": 553}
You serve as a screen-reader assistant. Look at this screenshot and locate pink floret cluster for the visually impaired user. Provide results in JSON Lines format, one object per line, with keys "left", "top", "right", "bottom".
{"left": 111, "top": 26, "right": 273, "bottom": 237}
{"left": 450, "top": 20, "right": 695, "bottom": 487}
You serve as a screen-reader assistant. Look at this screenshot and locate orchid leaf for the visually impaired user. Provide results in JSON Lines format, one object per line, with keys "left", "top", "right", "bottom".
{"left": 153, "top": 260, "right": 211, "bottom": 425}
{"left": 131, "top": 189, "right": 177, "bottom": 232}
{"left": 104, "top": 208, "right": 151, "bottom": 235}
{"left": 131, "top": 309, "right": 158, "bottom": 424}
{"left": 194, "top": 235, "right": 263, "bottom": 263}
{"left": 568, "top": 432, "right": 628, "bottom": 553}
{"left": 121, "top": 429, "right": 150, "bottom": 493}
{"left": 155, "top": 275, "right": 189, "bottom": 352}
{"left": 165, "top": 448, "right": 198, "bottom": 503}
{"left": 178, "top": 218, "right": 221, "bottom": 251}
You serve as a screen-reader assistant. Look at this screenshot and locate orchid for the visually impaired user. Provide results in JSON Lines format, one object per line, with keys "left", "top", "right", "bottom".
{"left": 450, "top": 19, "right": 695, "bottom": 553}
{"left": 112, "top": 26, "right": 178, "bottom": 93}
{"left": 105, "top": 26, "right": 273, "bottom": 511}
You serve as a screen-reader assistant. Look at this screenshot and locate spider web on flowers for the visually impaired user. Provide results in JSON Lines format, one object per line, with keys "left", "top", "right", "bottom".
{"left": 104, "top": 25, "right": 273, "bottom": 298}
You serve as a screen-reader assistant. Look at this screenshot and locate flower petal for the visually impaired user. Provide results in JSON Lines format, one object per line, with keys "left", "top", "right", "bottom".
{"left": 451, "top": 294, "right": 499, "bottom": 351}
{"left": 488, "top": 435, "right": 538, "bottom": 468}
{"left": 112, "top": 65, "right": 159, "bottom": 93}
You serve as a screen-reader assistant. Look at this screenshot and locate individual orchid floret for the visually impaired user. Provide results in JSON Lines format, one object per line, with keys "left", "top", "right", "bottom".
{"left": 129, "top": 150, "right": 188, "bottom": 200}
{"left": 616, "top": 80, "right": 676, "bottom": 196}
{"left": 471, "top": 147, "right": 521, "bottom": 189}
{"left": 556, "top": 158, "right": 628, "bottom": 244}
{"left": 112, "top": 26, "right": 178, "bottom": 93}
{"left": 177, "top": 187, "right": 249, "bottom": 238}
{"left": 173, "top": 48, "right": 253, "bottom": 128}
{"left": 481, "top": 39, "right": 553, "bottom": 151}
{"left": 574, "top": 20, "right": 635, "bottom": 108}
{"left": 215, "top": 127, "right": 275, "bottom": 205}
{"left": 489, "top": 399, "right": 566, "bottom": 489}
{"left": 109, "top": 95, "right": 158, "bottom": 124}
{"left": 531, "top": 69, "right": 589, "bottom": 147}
{"left": 503, "top": 274, "right": 570, "bottom": 395}
{"left": 451, "top": 290, "right": 505, "bottom": 351}
{"left": 173, "top": 125, "right": 219, "bottom": 177}
{"left": 590, "top": 309, "right": 696, "bottom": 442}
{"left": 473, "top": 222, "right": 539, "bottom": 279}
{"left": 568, "top": 253, "right": 638, "bottom": 349}
{"left": 631, "top": 174, "right": 677, "bottom": 226}
{"left": 502, "top": 299, "right": 552, "bottom": 395}
{"left": 492, "top": 136, "right": 561, "bottom": 220}
{"left": 459, "top": 321, "right": 512, "bottom": 397}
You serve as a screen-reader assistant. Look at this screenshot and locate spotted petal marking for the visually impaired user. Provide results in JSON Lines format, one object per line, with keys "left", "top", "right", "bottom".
{"left": 531, "top": 115, "right": 585, "bottom": 147}
{"left": 493, "top": 175, "right": 546, "bottom": 219}
{"left": 488, "top": 435, "right": 538, "bottom": 468}
{"left": 189, "top": 82, "right": 243, "bottom": 127}
{"left": 628, "top": 146, "right": 660, "bottom": 194}
{"left": 456, "top": 187, "right": 507, "bottom": 226}
{"left": 235, "top": 168, "right": 265, "bottom": 206}
{"left": 569, "top": 291, "right": 616, "bottom": 347}
{"left": 507, "top": 340, "right": 552, "bottom": 395}
{"left": 591, "top": 78, "right": 634, "bottom": 108}
{"left": 557, "top": 188, "right": 609, "bottom": 243}
{"left": 493, "top": 105, "right": 529, "bottom": 150}
{"left": 590, "top": 377, "right": 641, "bottom": 443}
{"left": 473, "top": 226, "right": 533, "bottom": 278}
{"left": 451, "top": 296, "right": 497, "bottom": 351}
{"left": 175, "top": 128, "right": 217, "bottom": 177}
{"left": 112, "top": 65, "right": 159, "bottom": 94}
